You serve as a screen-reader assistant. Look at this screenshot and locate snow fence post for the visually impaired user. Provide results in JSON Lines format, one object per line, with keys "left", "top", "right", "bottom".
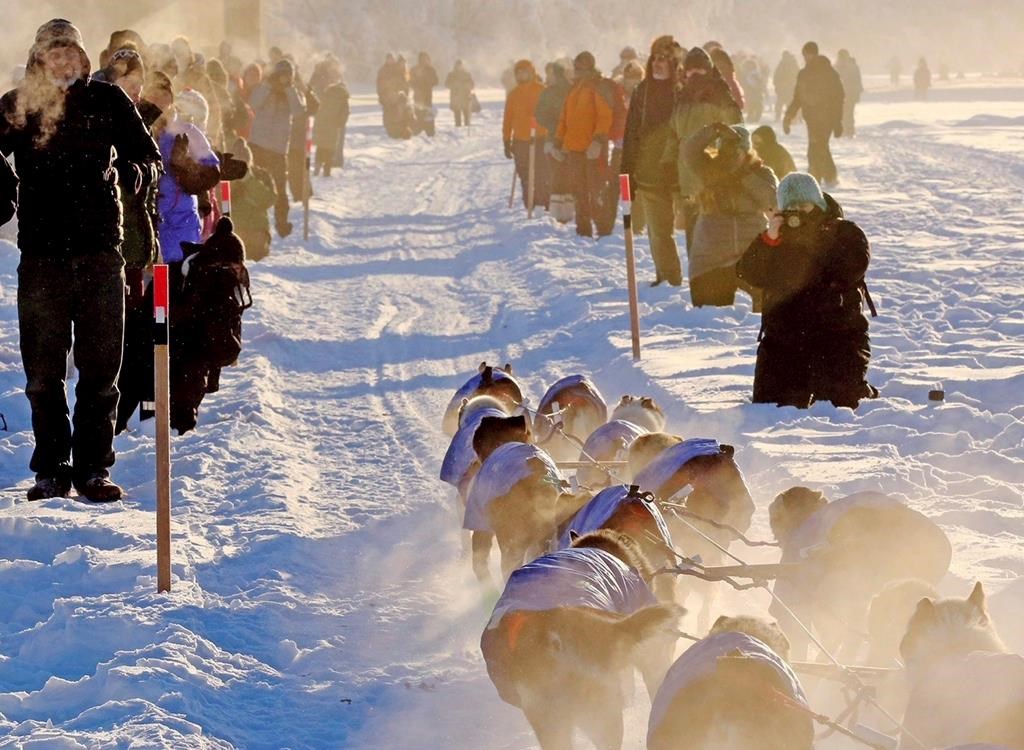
{"left": 507, "top": 160, "right": 517, "bottom": 209}
{"left": 303, "top": 116, "right": 313, "bottom": 242}
{"left": 620, "top": 174, "right": 641, "bottom": 361}
{"left": 153, "top": 264, "right": 172, "bottom": 593}
{"left": 527, "top": 120, "right": 537, "bottom": 218}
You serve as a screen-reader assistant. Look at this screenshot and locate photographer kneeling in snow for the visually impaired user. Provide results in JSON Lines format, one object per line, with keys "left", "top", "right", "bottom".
{"left": 736, "top": 172, "right": 877, "bottom": 409}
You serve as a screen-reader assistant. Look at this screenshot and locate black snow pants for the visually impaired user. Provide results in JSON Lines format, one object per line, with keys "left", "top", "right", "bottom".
{"left": 753, "top": 330, "right": 871, "bottom": 409}
{"left": 18, "top": 251, "right": 125, "bottom": 480}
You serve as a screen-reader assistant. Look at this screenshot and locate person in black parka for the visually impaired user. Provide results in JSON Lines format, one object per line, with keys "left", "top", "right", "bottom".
{"left": 783, "top": 42, "right": 844, "bottom": 186}
{"left": 0, "top": 19, "right": 161, "bottom": 502}
{"left": 736, "top": 172, "right": 876, "bottom": 409}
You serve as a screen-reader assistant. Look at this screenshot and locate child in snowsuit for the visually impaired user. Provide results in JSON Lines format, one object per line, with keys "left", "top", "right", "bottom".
{"left": 229, "top": 137, "right": 276, "bottom": 261}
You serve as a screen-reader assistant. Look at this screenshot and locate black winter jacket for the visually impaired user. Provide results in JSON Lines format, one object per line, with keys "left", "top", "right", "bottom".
{"left": 0, "top": 153, "right": 16, "bottom": 226}
{"left": 736, "top": 196, "right": 870, "bottom": 342}
{"left": 0, "top": 76, "right": 161, "bottom": 257}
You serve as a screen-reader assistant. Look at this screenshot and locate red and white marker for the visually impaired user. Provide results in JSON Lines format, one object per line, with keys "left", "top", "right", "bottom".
{"left": 219, "top": 181, "right": 232, "bottom": 217}
{"left": 619, "top": 173, "right": 641, "bottom": 361}
{"left": 619, "top": 174, "right": 632, "bottom": 215}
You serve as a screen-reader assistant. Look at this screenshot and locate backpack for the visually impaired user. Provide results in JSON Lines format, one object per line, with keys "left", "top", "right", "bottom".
{"left": 181, "top": 255, "right": 253, "bottom": 368}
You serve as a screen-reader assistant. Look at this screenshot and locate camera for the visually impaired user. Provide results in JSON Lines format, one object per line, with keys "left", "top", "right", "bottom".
{"left": 778, "top": 209, "right": 805, "bottom": 229}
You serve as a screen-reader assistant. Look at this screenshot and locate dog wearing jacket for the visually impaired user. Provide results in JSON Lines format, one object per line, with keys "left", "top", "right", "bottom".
{"left": 442, "top": 362, "right": 524, "bottom": 435}
{"left": 481, "top": 530, "right": 681, "bottom": 750}
{"left": 647, "top": 615, "right": 814, "bottom": 750}
{"left": 533, "top": 374, "right": 609, "bottom": 462}
{"left": 899, "top": 582, "right": 1024, "bottom": 749}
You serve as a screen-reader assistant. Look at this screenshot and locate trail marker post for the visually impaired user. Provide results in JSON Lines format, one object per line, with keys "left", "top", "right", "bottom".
{"left": 219, "top": 180, "right": 231, "bottom": 217}
{"left": 507, "top": 161, "right": 517, "bottom": 209}
{"left": 620, "top": 174, "right": 642, "bottom": 361}
{"left": 153, "top": 264, "right": 172, "bottom": 592}
{"left": 527, "top": 120, "right": 537, "bottom": 218}
{"left": 303, "top": 116, "right": 313, "bottom": 241}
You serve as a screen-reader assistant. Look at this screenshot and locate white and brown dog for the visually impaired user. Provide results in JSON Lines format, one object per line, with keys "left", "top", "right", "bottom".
{"left": 900, "top": 582, "right": 1024, "bottom": 749}
{"left": 441, "top": 362, "right": 524, "bottom": 436}
{"left": 481, "top": 530, "right": 681, "bottom": 750}
{"left": 647, "top": 615, "right": 814, "bottom": 750}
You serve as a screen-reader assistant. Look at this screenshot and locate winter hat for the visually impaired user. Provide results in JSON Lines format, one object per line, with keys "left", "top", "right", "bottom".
{"left": 752, "top": 124, "right": 779, "bottom": 146}
{"left": 683, "top": 46, "right": 713, "bottom": 74}
{"left": 108, "top": 47, "right": 144, "bottom": 79}
{"left": 175, "top": 87, "right": 209, "bottom": 131}
{"left": 274, "top": 58, "right": 294, "bottom": 77}
{"left": 777, "top": 172, "right": 827, "bottom": 211}
{"left": 650, "top": 35, "right": 681, "bottom": 61}
{"left": 620, "top": 45, "right": 638, "bottom": 61}
{"left": 622, "top": 60, "right": 644, "bottom": 81}
{"left": 181, "top": 216, "right": 246, "bottom": 264}
{"left": 513, "top": 59, "right": 535, "bottom": 77}
{"left": 573, "top": 51, "right": 596, "bottom": 73}
{"left": 29, "top": 18, "right": 90, "bottom": 74}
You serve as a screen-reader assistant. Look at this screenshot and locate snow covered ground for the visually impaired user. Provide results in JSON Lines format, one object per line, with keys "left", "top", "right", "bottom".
{"left": 1, "top": 84, "right": 1023, "bottom": 749}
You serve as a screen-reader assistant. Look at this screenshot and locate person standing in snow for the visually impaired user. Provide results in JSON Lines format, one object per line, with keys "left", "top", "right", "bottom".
{"left": 446, "top": 60, "right": 475, "bottom": 128}
{"left": 410, "top": 52, "right": 439, "bottom": 108}
{"left": 313, "top": 78, "right": 350, "bottom": 175}
{"left": 772, "top": 51, "right": 799, "bottom": 123}
{"left": 752, "top": 125, "right": 797, "bottom": 180}
{"left": 783, "top": 42, "right": 844, "bottom": 188}
{"left": 736, "top": 173, "right": 876, "bottom": 409}
{"left": 685, "top": 122, "right": 777, "bottom": 307}
{"left": 535, "top": 60, "right": 574, "bottom": 223}
{"left": 835, "top": 49, "right": 863, "bottom": 137}
{"left": 555, "top": 51, "right": 613, "bottom": 238}
{"left": 914, "top": 58, "right": 932, "bottom": 101}
{"left": 621, "top": 35, "right": 685, "bottom": 286}
{"left": 0, "top": 19, "right": 161, "bottom": 501}
{"left": 249, "top": 58, "right": 304, "bottom": 237}
{"left": 503, "top": 59, "right": 549, "bottom": 210}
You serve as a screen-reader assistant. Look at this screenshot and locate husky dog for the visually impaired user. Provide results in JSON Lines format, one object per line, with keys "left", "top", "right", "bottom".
{"left": 632, "top": 437, "right": 756, "bottom": 632}
{"left": 575, "top": 420, "right": 647, "bottom": 491}
{"left": 457, "top": 394, "right": 509, "bottom": 428}
{"left": 900, "top": 582, "right": 1024, "bottom": 749}
{"left": 464, "top": 442, "right": 567, "bottom": 583}
{"left": 533, "top": 374, "right": 609, "bottom": 462}
{"left": 442, "top": 362, "right": 524, "bottom": 435}
{"left": 867, "top": 578, "right": 940, "bottom": 668}
{"left": 769, "top": 487, "right": 951, "bottom": 661}
{"left": 441, "top": 406, "right": 518, "bottom": 501}
{"left": 648, "top": 615, "right": 813, "bottom": 750}
{"left": 609, "top": 395, "right": 667, "bottom": 433}
{"left": 481, "top": 532, "right": 681, "bottom": 750}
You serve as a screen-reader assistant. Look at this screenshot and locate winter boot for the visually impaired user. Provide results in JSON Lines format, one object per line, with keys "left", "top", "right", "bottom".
{"left": 74, "top": 473, "right": 124, "bottom": 502}
{"left": 26, "top": 474, "right": 72, "bottom": 501}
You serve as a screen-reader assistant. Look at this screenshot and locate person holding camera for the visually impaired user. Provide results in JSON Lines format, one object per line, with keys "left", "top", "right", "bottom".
{"left": 783, "top": 42, "right": 844, "bottom": 187}
{"left": 684, "top": 121, "right": 777, "bottom": 307}
{"left": 736, "top": 172, "right": 876, "bottom": 409}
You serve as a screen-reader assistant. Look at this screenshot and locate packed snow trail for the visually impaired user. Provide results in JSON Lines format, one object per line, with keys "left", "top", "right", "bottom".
{"left": 1, "top": 88, "right": 1023, "bottom": 749}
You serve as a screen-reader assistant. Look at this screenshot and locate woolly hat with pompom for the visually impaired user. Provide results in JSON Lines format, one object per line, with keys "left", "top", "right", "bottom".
{"left": 777, "top": 172, "right": 827, "bottom": 211}
{"left": 175, "top": 88, "right": 209, "bottom": 131}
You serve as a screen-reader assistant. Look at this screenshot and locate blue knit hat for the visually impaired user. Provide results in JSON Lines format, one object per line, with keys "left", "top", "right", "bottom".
{"left": 777, "top": 172, "right": 827, "bottom": 211}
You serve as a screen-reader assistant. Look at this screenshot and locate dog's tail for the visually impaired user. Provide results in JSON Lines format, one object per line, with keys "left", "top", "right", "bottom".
{"left": 610, "top": 603, "right": 683, "bottom": 647}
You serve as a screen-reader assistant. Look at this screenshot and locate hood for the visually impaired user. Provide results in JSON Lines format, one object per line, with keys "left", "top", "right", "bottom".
{"left": 513, "top": 59, "right": 536, "bottom": 78}
{"left": 26, "top": 18, "right": 91, "bottom": 79}
{"left": 752, "top": 124, "right": 779, "bottom": 146}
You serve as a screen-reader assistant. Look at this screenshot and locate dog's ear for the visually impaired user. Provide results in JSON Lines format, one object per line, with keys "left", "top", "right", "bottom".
{"left": 478, "top": 361, "right": 488, "bottom": 373}
{"left": 710, "top": 614, "right": 732, "bottom": 634}
{"left": 503, "top": 362, "right": 513, "bottom": 374}
{"left": 641, "top": 397, "right": 654, "bottom": 408}
{"left": 618, "top": 395, "right": 631, "bottom": 405}
{"left": 569, "top": 529, "right": 581, "bottom": 543}
{"left": 913, "top": 597, "right": 936, "bottom": 621}
{"left": 719, "top": 443, "right": 735, "bottom": 457}
{"left": 968, "top": 581, "right": 987, "bottom": 613}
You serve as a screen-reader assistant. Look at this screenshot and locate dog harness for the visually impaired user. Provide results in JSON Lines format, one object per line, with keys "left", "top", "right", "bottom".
{"left": 648, "top": 632, "right": 808, "bottom": 742}
{"left": 462, "top": 442, "right": 564, "bottom": 531}
{"left": 575, "top": 420, "right": 647, "bottom": 489}
{"left": 533, "top": 374, "right": 608, "bottom": 443}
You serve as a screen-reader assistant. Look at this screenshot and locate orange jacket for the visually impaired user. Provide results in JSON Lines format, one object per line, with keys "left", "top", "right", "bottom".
{"left": 556, "top": 75, "right": 613, "bottom": 152}
{"left": 503, "top": 79, "right": 546, "bottom": 142}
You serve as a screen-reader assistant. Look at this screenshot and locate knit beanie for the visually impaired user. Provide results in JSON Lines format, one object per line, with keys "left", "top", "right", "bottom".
{"left": 777, "top": 172, "right": 827, "bottom": 211}
{"left": 29, "top": 18, "right": 90, "bottom": 74}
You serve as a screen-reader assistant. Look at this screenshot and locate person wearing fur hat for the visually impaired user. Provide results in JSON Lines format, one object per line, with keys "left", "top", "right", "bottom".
{"left": 736, "top": 173, "right": 876, "bottom": 409}
{"left": 554, "top": 51, "right": 613, "bottom": 238}
{"left": 783, "top": 42, "right": 844, "bottom": 187}
{"left": 0, "top": 18, "right": 161, "bottom": 501}
{"left": 684, "top": 122, "right": 777, "bottom": 306}
{"left": 248, "top": 58, "right": 304, "bottom": 237}
{"left": 622, "top": 35, "right": 685, "bottom": 286}
{"left": 662, "top": 46, "right": 743, "bottom": 255}
{"left": 503, "top": 59, "right": 550, "bottom": 210}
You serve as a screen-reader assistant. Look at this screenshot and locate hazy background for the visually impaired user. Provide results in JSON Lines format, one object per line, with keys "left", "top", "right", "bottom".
{"left": 0, "top": 1, "right": 1021, "bottom": 86}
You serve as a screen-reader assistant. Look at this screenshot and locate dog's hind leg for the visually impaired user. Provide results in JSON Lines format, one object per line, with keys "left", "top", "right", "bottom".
{"left": 635, "top": 632, "right": 675, "bottom": 700}
{"left": 578, "top": 686, "right": 625, "bottom": 750}
{"left": 521, "top": 696, "right": 574, "bottom": 750}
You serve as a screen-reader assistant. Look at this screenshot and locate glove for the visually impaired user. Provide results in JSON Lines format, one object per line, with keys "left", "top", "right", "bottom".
{"left": 503, "top": 141, "right": 513, "bottom": 160}
{"left": 585, "top": 139, "right": 602, "bottom": 160}
{"left": 782, "top": 120, "right": 792, "bottom": 136}
{"left": 543, "top": 140, "right": 555, "bottom": 157}
{"left": 833, "top": 123, "right": 844, "bottom": 138}
{"left": 170, "top": 133, "right": 190, "bottom": 168}
{"left": 551, "top": 148, "right": 567, "bottom": 163}
{"left": 217, "top": 152, "right": 249, "bottom": 181}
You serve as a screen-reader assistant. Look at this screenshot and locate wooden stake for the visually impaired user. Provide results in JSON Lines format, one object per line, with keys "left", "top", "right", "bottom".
{"left": 527, "top": 124, "right": 536, "bottom": 218}
{"left": 507, "top": 161, "right": 517, "bottom": 209}
{"left": 619, "top": 174, "right": 642, "bottom": 361}
{"left": 303, "top": 116, "right": 312, "bottom": 242}
{"left": 153, "top": 264, "right": 172, "bottom": 593}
